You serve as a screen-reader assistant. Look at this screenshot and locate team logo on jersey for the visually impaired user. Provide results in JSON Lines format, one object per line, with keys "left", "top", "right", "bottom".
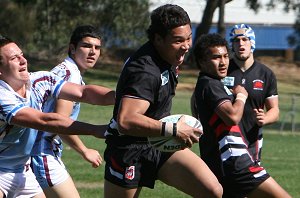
{"left": 125, "top": 166, "right": 135, "bottom": 180}
{"left": 222, "top": 76, "right": 235, "bottom": 87}
{"left": 242, "top": 78, "right": 246, "bottom": 85}
{"left": 224, "top": 85, "right": 233, "bottom": 95}
{"left": 253, "top": 79, "right": 264, "bottom": 90}
{"left": 161, "top": 70, "right": 169, "bottom": 86}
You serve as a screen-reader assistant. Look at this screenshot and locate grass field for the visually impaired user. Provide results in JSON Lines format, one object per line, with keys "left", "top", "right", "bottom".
{"left": 35, "top": 61, "right": 300, "bottom": 197}
{"left": 62, "top": 83, "right": 300, "bottom": 197}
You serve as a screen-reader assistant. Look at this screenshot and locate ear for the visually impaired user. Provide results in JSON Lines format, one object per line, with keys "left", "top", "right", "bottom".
{"left": 69, "top": 44, "right": 76, "bottom": 54}
{"left": 153, "top": 33, "right": 163, "bottom": 46}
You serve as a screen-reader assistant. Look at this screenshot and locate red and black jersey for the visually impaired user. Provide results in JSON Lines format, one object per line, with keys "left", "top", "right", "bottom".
{"left": 195, "top": 73, "right": 260, "bottom": 179}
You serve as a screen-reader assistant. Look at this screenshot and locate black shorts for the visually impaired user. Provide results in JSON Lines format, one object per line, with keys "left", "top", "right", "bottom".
{"left": 221, "top": 166, "right": 270, "bottom": 198}
{"left": 104, "top": 137, "right": 173, "bottom": 189}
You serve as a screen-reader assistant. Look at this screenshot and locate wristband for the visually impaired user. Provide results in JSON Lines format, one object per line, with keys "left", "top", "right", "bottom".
{"left": 235, "top": 93, "right": 247, "bottom": 104}
{"left": 172, "top": 123, "right": 177, "bottom": 137}
{"left": 161, "top": 122, "right": 175, "bottom": 137}
{"left": 161, "top": 122, "right": 166, "bottom": 136}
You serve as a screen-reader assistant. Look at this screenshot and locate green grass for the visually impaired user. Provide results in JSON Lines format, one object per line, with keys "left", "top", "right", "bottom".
{"left": 61, "top": 83, "right": 300, "bottom": 197}
{"left": 34, "top": 62, "right": 298, "bottom": 197}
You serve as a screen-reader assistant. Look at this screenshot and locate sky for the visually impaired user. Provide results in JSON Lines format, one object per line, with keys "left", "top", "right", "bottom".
{"left": 150, "top": 0, "right": 297, "bottom": 25}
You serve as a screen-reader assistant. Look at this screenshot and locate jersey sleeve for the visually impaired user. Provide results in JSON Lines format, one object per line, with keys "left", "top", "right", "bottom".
{"left": 0, "top": 89, "right": 28, "bottom": 124}
{"left": 51, "top": 63, "right": 82, "bottom": 85}
{"left": 203, "top": 80, "right": 232, "bottom": 111}
{"left": 30, "top": 71, "right": 66, "bottom": 101}
{"left": 266, "top": 70, "right": 278, "bottom": 97}
{"left": 121, "top": 63, "right": 160, "bottom": 104}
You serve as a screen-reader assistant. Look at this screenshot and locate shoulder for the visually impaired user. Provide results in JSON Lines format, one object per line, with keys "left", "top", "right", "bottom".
{"left": 254, "top": 60, "right": 275, "bottom": 74}
{"left": 52, "top": 58, "right": 80, "bottom": 75}
{"left": 30, "top": 71, "right": 64, "bottom": 88}
{"left": 30, "top": 71, "right": 59, "bottom": 80}
{"left": 197, "top": 74, "right": 221, "bottom": 87}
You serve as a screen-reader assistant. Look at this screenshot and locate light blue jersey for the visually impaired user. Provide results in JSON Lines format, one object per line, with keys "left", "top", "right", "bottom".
{"left": 31, "top": 57, "right": 84, "bottom": 157}
{"left": 0, "top": 71, "right": 65, "bottom": 173}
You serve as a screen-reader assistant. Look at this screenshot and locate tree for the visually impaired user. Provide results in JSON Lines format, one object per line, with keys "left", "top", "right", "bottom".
{"left": 0, "top": 0, "right": 150, "bottom": 57}
{"left": 96, "top": 0, "right": 149, "bottom": 48}
{"left": 0, "top": 0, "right": 36, "bottom": 51}
{"left": 194, "top": 0, "right": 232, "bottom": 42}
{"left": 188, "top": 0, "right": 298, "bottom": 66}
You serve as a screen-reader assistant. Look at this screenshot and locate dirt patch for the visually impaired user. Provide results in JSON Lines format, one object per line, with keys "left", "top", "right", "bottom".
{"left": 256, "top": 56, "right": 300, "bottom": 85}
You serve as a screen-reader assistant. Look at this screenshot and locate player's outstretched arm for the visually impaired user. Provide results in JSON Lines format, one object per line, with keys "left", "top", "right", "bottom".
{"left": 55, "top": 96, "right": 103, "bottom": 167}
{"left": 59, "top": 82, "right": 115, "bottom": 106}
{"left": 11, "top": 107, "right": 107, "bottom": 137}
{"left": 60, "top": 134, "right": 103, "bottom": 168}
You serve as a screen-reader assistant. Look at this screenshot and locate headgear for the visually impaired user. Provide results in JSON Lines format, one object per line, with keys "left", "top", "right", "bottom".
{"left": 229, "top": 24, "right": 255, "bottom": 52}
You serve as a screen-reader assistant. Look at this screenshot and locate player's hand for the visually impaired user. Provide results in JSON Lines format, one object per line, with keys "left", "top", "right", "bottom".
{"left": 254, "top": 108, "right": 266, "bottom": 126}
{"left": 176, "top": 115, "right": 202, "bottom": 148}
{"left": 82, "top": 148, "right": 103, "bottom": 168}
{"left": 232, "top": 85, "right": 248, "bottom": 97}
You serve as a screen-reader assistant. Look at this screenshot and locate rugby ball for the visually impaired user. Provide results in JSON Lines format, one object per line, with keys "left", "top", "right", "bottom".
{"left": 148, "top": 114, "right": 202, "bottom": 152}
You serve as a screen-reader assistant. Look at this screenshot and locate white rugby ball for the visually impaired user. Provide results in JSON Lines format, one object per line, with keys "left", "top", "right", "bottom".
{"left": 148, "top": 114, "right": 202, "bottom": 152}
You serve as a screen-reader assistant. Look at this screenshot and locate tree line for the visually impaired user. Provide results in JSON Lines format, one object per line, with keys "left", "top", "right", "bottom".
{"left": 0, "top": 0, "right": 299, "bottom": 61}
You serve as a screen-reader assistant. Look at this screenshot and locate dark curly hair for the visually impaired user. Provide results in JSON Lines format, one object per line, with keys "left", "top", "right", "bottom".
{"left": 193, "top": 33, "right": 229, "bottom": 69}
{"left": 146, "top": 4, "right": 191, "bottom": 42}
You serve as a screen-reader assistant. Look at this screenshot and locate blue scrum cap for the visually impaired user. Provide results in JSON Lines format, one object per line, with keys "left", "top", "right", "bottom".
{"left": 229, "top": 24, "right": 256, "bottom": 52}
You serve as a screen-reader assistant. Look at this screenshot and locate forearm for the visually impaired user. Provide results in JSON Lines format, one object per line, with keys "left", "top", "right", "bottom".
{"left": 13, "top": 110, "right": 105, "bottom": 136}
{"left": 59, "top": 83, "right": 115, "bottom": 105}
{"left": 60, "top": 135, "right": 88, "bottom": 155}
{"left": 118, "top": 113, "right": 162, "bottom": 137}
{"left": 217, "top": 100, "right": 245, "bottom": 126}
{"left": 82, "top": 85, "right": 115, "bottom": 105}
{"left": 264, "top": 107, "right": 280, "bottom": 125}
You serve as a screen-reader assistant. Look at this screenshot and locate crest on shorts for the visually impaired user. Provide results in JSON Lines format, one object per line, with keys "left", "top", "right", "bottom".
{"left": 125, "top": 166, "right": 135, "bottom": 180}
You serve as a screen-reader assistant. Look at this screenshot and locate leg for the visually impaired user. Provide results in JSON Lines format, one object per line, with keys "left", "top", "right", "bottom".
{"left": 157, "top": 149, "right": 222, "bottom": 198}
{"left": 33, "top": 192, "right": 46, "bottom": 198}
{"left": 43, "top": 176, "right": 80, "bottom": 198}
{"left": 248, "top": 176, "right": 291, "bottom": 198}
{"left": 104, "top": 180, "right": 142, "bottom": 198}
{"left": 0, "top": 190, "right": 4, "bottom": 198}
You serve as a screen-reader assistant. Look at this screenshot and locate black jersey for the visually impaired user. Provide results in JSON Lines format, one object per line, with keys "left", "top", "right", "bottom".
{"left": 225, "top": 60, "right": 278, "bottom": 161}
{"left": 106, "top": 42, "right": 178, "bottom": 143}
{"left": 195, "top": 73, "right": 267, "bottom": 183}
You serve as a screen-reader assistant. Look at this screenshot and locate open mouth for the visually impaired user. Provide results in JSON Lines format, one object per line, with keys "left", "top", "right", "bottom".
{"left": 219, "top": 67, "right": 227, "bottom": 73}
{"left": 177, "top": 53, "right": 186, "bottom": 63}
{"left": 239, "top": 48, "right": 246, "bottom": 52}
{"left": 19, "top": 67, "right": 27, "bottom": 72}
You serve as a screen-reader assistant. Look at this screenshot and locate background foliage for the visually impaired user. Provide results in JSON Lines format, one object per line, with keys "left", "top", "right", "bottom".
{"left": 0, "top": 0, "right": 150, "bottom": 57}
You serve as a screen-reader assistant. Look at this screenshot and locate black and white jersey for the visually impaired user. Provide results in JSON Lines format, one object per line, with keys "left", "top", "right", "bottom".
{"left": 106, "top": 41, "right": 178, "bottom": 143}
{"left": 225, "top": 60, "right": 278, "bottom": 161}
{"left": 195, "top": 73, "right": 260, "bottom": 178}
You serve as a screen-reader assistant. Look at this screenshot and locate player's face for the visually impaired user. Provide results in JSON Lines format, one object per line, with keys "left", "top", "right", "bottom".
{"left": 0, "top": 43, "right": 29, "bottom": 85}
{"left": 71, "top": 36, "right": 101, "bottom": 73}
{"left": 203, "top": 46, "right": 229, "bottom": 79}
{"left": 232, "top": 35, "right": 252, "bottom": 61}
{"left": 155, "top": 24, "right": 192, "bottom": 67}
